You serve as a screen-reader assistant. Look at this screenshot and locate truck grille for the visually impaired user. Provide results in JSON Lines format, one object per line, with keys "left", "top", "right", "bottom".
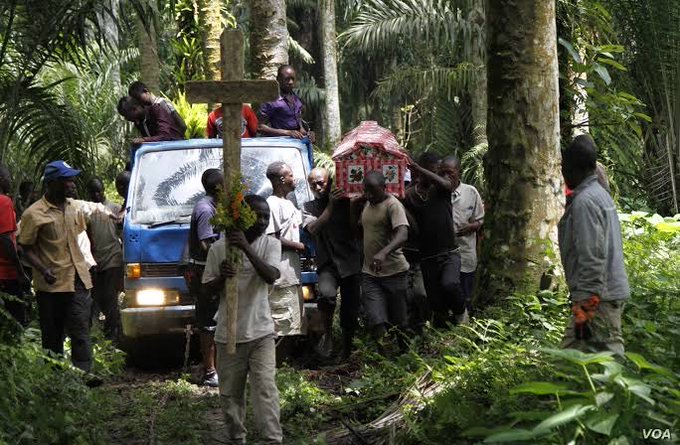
{"left": 142, "top": 263, "right": 180, "bottom": 277}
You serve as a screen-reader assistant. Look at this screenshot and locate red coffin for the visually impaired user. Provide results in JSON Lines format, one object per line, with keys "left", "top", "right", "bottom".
{"left": 332, "top": 121, "right": 411, "bottom": 198}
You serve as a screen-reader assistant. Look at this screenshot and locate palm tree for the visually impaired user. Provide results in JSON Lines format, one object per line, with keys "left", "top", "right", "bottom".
{"left": 198, "top": 0, "right": 223, "bottom": 81}
{"left": 339, "top": 0, "right": 485, "bottom": 155}
{"left": 0, "top": 0, "right": 114, "bottom": 178}
{"left": 250, "top": 0, "right": 289, "bottom": 79}
{"left": 319, "top": 0, "right": 342, "bottom": 147}
{"left": 475, "top": 0, "right": 563, "bottom": 306}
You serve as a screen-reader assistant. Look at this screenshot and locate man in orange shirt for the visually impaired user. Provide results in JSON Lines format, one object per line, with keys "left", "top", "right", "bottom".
{"left": 207, "top": 105, "right": 258, "bottom": 138}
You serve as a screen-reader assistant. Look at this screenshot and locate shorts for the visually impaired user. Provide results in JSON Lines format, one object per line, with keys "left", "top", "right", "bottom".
{"left": 186, "top": 263, "right": 218, "bottom": 333}
{"left": 269, "top": 285, "right": 305, "bottom": 336}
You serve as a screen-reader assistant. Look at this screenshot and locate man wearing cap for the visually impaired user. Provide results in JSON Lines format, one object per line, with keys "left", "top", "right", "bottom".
{"left": 18, "top": 161, "right": 94, "bottom": 372}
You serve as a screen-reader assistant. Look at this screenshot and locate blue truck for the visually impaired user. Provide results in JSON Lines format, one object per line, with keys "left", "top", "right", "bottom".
{"left": 120, "top": 137, "right": 319, "bottom": 350}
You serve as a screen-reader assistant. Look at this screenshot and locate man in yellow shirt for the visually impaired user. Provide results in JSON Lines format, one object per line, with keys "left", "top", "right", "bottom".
{"left": 18, "top": 161, "right": 94, "bottom": 372}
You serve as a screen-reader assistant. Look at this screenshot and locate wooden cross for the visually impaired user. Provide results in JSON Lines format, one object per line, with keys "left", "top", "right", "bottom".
{"left": 186, "top": 29, "right": 278, "bottom": 354}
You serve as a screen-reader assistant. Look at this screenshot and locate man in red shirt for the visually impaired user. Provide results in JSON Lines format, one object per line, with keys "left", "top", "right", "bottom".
{"left": 206, "top": 105, "right": 258, "bottom": 138}
{"left": 0, "top": 166, "right": 29, "bottom": 325}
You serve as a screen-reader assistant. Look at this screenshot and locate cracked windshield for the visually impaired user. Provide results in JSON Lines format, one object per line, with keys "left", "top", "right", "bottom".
{"left": 132, "top": 145, "right": 311, "bottom": 225}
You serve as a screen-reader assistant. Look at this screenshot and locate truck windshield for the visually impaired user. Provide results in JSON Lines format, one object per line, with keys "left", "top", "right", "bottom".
{"left": 131, "top": 145, "right": 312, "bottom": 225}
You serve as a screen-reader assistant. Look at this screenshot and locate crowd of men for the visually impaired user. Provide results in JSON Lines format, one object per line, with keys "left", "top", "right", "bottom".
{"left": 0, "top": 62, "right": 630, "bottom": 444}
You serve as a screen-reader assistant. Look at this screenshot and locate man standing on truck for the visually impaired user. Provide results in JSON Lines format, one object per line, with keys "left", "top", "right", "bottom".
{"left": 18, "top": 161, "right": 95, "bottom": 372}
{"left": 86, "top": 178, "right": 123, "bottom": 341}
{"left": 186, "top": 168, "right": 223, "bottom": 387}
{"left": 265, "top": 162, "right": 305, "bottom": 359}
{"left": 258, "top": 65, "right": 311, "bottom": 140}
{"left": 202, "top": 195, "right": 282, "bottom": 444}
{"left": 302, "top": 168, "right": 361, "bottom": 359}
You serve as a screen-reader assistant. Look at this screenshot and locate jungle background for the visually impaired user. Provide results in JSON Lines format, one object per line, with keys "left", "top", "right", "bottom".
{"left": 0, "top": 0, "right": 678, "bottom": 443}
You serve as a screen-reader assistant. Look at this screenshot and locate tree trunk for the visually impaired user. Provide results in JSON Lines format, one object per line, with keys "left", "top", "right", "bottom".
{"left": 199, "top": 0, "right": 222, "bottom": 81}
{"left": 476, "top": 0, "right": 563, "bottom": 307}
{"left": 250, "top": 0, "right": 289, "bottom": 80}
{"left": 136, "top": 16, "right": 160, "bottom": 94}
{"left": 319, "top": 0, "right": 341, "bottom": 147}
{"left": 99, "top": 0, "right": 121, "bottom": 89}
{"left": 469, "top": 0, "right": 487, "bottom": 146}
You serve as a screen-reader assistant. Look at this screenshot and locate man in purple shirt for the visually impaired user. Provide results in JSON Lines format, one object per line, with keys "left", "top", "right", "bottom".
{"left": 186, "top": 168, "right": 223, "bottom": 387}
{"left": 258, "top": 65, "right": 309, "bottom": 140}
{"left": 117, "top": 95, "right": 185, "bottom": 145}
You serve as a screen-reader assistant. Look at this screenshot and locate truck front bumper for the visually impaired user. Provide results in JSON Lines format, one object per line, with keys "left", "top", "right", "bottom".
{"left": 121, "top": 305, "right": 195, "bottom": 338}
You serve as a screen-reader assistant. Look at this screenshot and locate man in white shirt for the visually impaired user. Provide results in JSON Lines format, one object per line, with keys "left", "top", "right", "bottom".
{"left": 202, "top": 195, "right": 283, "bottom": 444}
{"left": 265, "top": 162, "right": 305, "bottom": 340}
{"left": 443, "top": 156, "right": 484, "bottom": 313}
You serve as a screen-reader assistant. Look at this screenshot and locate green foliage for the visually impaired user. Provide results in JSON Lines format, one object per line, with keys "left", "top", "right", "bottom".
{"left": 172, "top": 91, "right": 208, "bottom": 138}
{"left": 0, "top": 328, "right": 105, "bottom": 444}
{"left": 398, "top": 214, "right": 680, "bottom": 444}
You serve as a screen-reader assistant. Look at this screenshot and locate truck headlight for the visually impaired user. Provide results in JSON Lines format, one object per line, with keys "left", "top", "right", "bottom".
{"left": 135, "top": 288, "right": 180, "bottom": 306}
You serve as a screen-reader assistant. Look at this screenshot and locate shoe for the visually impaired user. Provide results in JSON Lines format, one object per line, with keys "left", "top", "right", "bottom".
{"left": 202, "top": 371, "right": 219, "bottom": 387}
{"left": 455, "top": 309, "right": 470, "bottom": 326}
{"left": 315, "top": 333, "right": 334, "bottom": 359}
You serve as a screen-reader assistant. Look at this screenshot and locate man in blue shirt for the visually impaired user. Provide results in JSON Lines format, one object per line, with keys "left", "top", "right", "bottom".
{"left": 187, "top": 168, "right": 223, "bottom": 386}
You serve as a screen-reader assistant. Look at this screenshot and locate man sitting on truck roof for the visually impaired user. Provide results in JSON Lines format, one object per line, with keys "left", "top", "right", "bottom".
{"left": 117, "top": 95, "right": 185, "bottom": 146}
{"left": 207, "top": 105, "right": 258, "bottom": 139}
{"left": 258, "top": 65, "right": 310, "bottom": 140}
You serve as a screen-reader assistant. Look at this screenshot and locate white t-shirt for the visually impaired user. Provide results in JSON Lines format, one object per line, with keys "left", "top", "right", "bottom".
{"left": 202, "top": 235, "right": 280, "bottom": 344}
{"left": 451, "top": 183, "right": 484, "bottom": 273}
{"left": 266, "top": 195, "right": 302, "bottom": 287}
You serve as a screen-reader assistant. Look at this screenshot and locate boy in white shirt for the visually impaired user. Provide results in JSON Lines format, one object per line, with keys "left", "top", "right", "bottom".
{"left": 265, "top": 162, "right": 306, "bottom": 339}
{"left": 202, "top": 195, "right": 283, "bottom": 444}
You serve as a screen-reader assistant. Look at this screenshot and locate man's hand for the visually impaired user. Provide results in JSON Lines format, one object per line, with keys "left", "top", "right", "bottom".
{"left": 286, "top": 129, "right": 305, "bottom": 139}
{"left": 219, "top": 260, "right": 237, "bottom": 280}
{"left": 227, "top": 230, "right": 249, "bottom": 251}
{"left": 456, "top": 222, "right": 478, "bottom": 237}
{"left": 329, "top": 188, "right": 345, "bottom": 205}
{"left": 41, "top": 268, "right": 57, "bottom": 285}
{"left": 370, "top": 251, "right": 387, "bottom": 274}
{"left": 131, "top": 137, "right": 145, "bottom": 145}
{"left": 572, "top": 295, "right": 600, "bottom": 340}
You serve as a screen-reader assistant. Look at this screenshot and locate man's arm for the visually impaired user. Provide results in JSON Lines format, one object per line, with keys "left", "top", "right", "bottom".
{"left": 229, "top": 232, "right": 280, "bottom": 284}
{"left": 304, "top": 189, "right": 345, "bottom": 235}
{"left": 571, "top": 199, "right": 607, "bottom": 301}
{"left": 410, "top": 162, "right": 453, "bottom": 193}
{"left": 257, "top": 123, "right": 305, "bottom": 139}
{"left": 370, "top": 225, "right": 408, "bottom": 274}
{"left": 20, "top": 244, "right": 56, "bottom": 284}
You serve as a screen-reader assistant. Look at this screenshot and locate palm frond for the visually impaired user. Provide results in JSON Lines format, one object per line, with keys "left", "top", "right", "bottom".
{"left": 287, "top": 35, "right": 315, "bottom": 64}
{"left": 374, "top": 63, "right": 478, "bottom": 102}
{"left": 340, "top": 0, "right": 481, "bottom": 58}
